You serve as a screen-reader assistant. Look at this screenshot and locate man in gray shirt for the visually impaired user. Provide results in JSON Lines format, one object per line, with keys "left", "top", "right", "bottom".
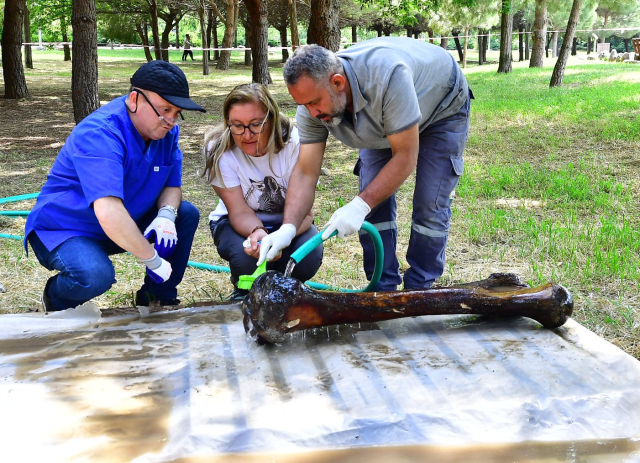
{"left": 258, "top": 37, "right": 472, "bottom": 291}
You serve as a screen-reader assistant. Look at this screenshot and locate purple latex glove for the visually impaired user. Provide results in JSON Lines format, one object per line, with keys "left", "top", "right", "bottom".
{"left": 139, "top": 250, "right": 172, "bottom": 284}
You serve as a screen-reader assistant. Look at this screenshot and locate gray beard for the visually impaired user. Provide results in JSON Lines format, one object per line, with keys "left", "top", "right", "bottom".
{"left": 325, "top": 114, "right": 343, "bottom": 127}
{"left": 324, "top": 86, "right": 347, "bottom": 127}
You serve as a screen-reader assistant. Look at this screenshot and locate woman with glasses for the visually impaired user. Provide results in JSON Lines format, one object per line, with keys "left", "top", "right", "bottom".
{"left": 202, "top": 83, "right": 323, "bottom": 300}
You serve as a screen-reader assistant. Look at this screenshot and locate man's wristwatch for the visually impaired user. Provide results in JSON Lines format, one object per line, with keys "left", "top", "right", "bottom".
{"left": 160, "top": 205, "right": 178, "bottom": 219}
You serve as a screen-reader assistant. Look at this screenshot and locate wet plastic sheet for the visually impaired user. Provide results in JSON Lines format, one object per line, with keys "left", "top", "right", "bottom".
{"left": 1, "top": 304, "right": 640, "bottom": 462}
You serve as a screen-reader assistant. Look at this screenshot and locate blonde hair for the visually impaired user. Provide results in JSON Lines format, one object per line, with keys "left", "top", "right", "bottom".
{"left": 202, "top": 83, "right": 292, "bottom": 185}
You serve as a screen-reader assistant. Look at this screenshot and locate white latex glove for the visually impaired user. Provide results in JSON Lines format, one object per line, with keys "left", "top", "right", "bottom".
{"left": 139, "top": 250, "right": 172, "bottom": 284}
{"left": 322, "top": 196, "right": 371, "bottom": 239}
{"left": 257, "top": 223, "right": 297, "bottom": 265}
{"left": 144, "top": 207, "right": 177, "bottom": 258}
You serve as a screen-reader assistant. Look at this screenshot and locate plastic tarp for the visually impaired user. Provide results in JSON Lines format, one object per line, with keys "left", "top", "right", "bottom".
{"left": 1, "top": 303, "right": 640, "bottom": 462}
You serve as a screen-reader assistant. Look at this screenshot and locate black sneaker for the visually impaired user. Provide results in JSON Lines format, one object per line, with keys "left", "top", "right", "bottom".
{"left": 135, "top": 289, "right": 181, "bottom": 307}
{"left": 41, "top": 278, "right": 61, "bottom": 312}
{"left": 228, "top": 287, "right": 249, "bottom": 302}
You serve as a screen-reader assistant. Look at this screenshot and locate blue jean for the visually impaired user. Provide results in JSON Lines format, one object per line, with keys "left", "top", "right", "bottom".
{"left": 28, "top": 201, "right": 200, "bottom": 310}
{"left": 210, "top": 216, "right": 323, "bottom": 285}
{"left": 358, "top": 96, "right": 471, "bottom": 290}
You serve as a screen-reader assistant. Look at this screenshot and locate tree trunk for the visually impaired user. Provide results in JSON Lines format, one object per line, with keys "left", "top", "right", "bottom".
{"left": 71, "top": 0, "right": 99, "bottom": 123}
{"left": 525, "top": 23, "right": 530, "bottom": 60}
{"left": 61, "top": 16, "right": 71, "bottom": 61}
{"left": 213, "top": 15, "right": 220, "bottom": 61}
{"left": 161, "top": 26, "right": 170, "bottom": 61}
{"left": 135, "top": 22, "right": 154, "bottom": 61}
{"left": 428, "top": 28, "right": 434, "bottom": 44}
{"left": 206, "top": 8, "right": 214, "bottom": 61}
{"left": 242, "top": 13, "right": 253, "bottom": 66}
{"left": 462, "top": 27, "right": 469, "bottom": 68}
{"left": 551, "top": 30, "right": 558, "bottom": 57}
{"left": 159, "top": 11, "right": 181, "bottom": 62}
{"left": 550, "top": 0, "right": 582, "bottom": 87}
{"left": 149, "top": 0, "right": 162, "bottom": 60}
{"left": 288, "top": 0, "right": 299, "bottom": 51}
{"left": 62, "top": 32, "right": 71, "bottom": 61}
{"left": 244, "top": 0, "right": 272, "bottom": 84}
{"left": 624, "top": 38, "right": 630, "bottom": 53}
{"left": 234, "top": 7, "right": 239, "bottom": 47}
{"left": 600, "top": 15, "right": 608, "bottom": 43}
{"left": 176, "top": 22, "right": 180, "bottom": 48}
{"left": 587, "top": 37, "right": 592, "bottom": 54}
{"left": 452, "top": 30, "right": 463, "bottom": 62}
{"left": 279, "top": 26, "right": 289, "bottom": 62}
{"left": 198, "top": 6, "right": 209, "bottom": 75}
{"left": 307, "top": 0, "right": 341, "bottom": 51}
{"left": 518, "top": 25, "right": 524, "bottom": 61}
{"left": 440, "top": 36, "right": 448, "bottom": 49}
{"left": 216, "top": 0, "right": 237, "bottom": 70}
{"left": 351, "top": 25, "right": 357, "bottom": 44}
{"left": 530, "top": 0, "right": 547, "bottom": 67}
{"left": 2, "top": 0, "right": 30, "bottom": 99}
{"left": 23, "top": 3, "right": 33, "bottom": 69}
{"left": 571, "top": 37, "right": 577, "bottom": 56}
{"left": 482, "top": 32, "right": 488, "bottom": 63}
{"left": 545, "top": 32, "right": 550, "bottom": 58}
{"left": 478, "top": 31, "right": 484, "bottom": 65}
{"left": 498, "top": 0, "right": 513, "bottom": 74}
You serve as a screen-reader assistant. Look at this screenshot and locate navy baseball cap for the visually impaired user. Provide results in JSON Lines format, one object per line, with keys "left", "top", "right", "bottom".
{"left": 130, "top": 60, "right": 206, "bottom": 112}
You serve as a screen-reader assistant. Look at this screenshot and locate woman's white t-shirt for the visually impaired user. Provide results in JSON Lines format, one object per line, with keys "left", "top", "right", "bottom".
{"left": 208, "top": 127, "right": 300, "bottom": 222}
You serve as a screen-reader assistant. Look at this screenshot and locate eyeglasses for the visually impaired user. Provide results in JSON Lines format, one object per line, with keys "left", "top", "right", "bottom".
{"left": 136, "top": 89, "right": 184, "bottom": 125}
{"left": 228, "top": 119, "right": 269, "bottom": 136}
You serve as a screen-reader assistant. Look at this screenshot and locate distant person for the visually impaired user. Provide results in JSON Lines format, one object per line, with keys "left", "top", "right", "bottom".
{"left": 258, "top": 37, "right": 473, "bottom": 291}
{"left": 25, "top": 60, "right": 206, "bottom": 311}
{"left": 202, "top": 83, "right": 323, "bottom": 300}
{"left": 182, "top": 34, "right": 194, "bottom": 61}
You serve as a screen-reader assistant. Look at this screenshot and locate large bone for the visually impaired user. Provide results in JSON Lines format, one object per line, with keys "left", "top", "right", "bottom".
{"left": 242, "top": 272, "right": 573, "bottom": 344}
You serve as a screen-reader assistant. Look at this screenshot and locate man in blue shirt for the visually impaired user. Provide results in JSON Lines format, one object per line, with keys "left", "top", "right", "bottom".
{"left": 25, "top": 60, "right": 206, "bottom": 311}
{"left": 258, "top": 37, "right": 472, "bottom": 291}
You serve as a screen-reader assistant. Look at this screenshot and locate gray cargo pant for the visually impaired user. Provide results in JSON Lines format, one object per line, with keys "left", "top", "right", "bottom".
{"left": 357, "top": 94, "right": 471, "bottom": 290}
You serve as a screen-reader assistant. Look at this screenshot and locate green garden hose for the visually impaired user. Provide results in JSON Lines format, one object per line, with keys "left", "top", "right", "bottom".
{"left": 289, "top": 221, "right": 383, "bottom": 292}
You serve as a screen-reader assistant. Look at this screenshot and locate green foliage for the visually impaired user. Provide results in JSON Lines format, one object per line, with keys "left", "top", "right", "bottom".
{"left": 98, "top": 15, "right": 141, "bottom": 44}
{"left": 30, "top": 0, "right": 72, "bottom": 42}
{"left": 354, "top": 0, "right": 440, "bottom": 27}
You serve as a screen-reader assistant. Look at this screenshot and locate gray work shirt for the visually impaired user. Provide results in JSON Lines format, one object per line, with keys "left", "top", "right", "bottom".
{"left": 295, "top": 36, "right": 470, "bottom": 149}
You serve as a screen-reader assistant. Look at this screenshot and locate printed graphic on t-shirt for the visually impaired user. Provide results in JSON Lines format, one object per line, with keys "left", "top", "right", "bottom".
{"left": 244, "top": 176, "right": 286, "bottom": 212}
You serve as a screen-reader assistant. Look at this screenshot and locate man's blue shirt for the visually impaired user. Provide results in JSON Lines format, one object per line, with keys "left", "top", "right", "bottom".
{"left": 25, "top": 95, "right": 183, "bottom": 251}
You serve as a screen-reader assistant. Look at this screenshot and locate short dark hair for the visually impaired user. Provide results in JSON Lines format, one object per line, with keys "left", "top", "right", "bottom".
{"left": 283, "top": 44, "right": 343, "bottom": 86}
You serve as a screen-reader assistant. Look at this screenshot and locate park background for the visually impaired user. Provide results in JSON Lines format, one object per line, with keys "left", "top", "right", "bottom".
{"left": 0, "top": 0, "right": 639, "bottom": 361}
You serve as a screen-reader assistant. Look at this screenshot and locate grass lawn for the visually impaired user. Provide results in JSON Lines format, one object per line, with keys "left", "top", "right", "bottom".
{"left": 1, "top": 47, "right": 639, "bottom": 359}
